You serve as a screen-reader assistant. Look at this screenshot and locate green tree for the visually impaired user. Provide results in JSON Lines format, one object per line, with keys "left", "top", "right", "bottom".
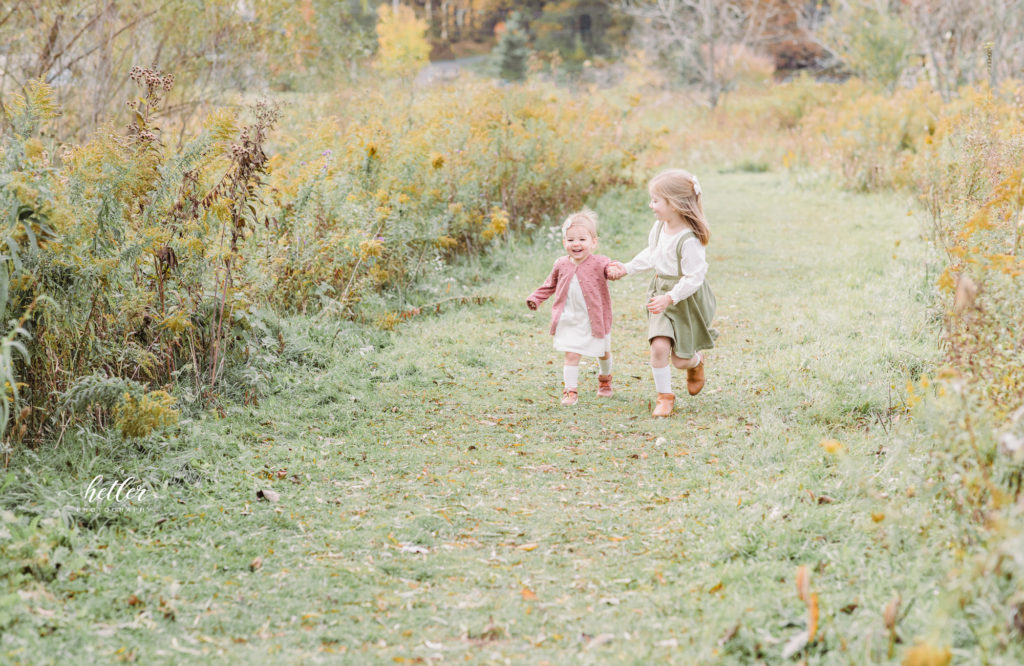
{"left": 491, "top": 12, "right": 531, "bottom": 81}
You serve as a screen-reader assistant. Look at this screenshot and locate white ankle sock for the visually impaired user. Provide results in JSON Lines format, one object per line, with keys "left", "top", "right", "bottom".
{"left": 652, "top": 365, "right": 671, "bottom": 394}
{"left": 563, "top": 365, "right": 579, "bottom": 389}
{"left": 598, "top": 357, "right": 612, "bottom": 376}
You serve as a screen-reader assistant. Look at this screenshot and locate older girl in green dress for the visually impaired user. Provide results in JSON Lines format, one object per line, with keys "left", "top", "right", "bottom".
{"left": 617, "top": 169, "right": 717, "bottom": 417}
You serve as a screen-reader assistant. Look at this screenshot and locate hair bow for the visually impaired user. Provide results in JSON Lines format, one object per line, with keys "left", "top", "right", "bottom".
{"left": 692, "top": 177, "right": 701, "bottom": 196}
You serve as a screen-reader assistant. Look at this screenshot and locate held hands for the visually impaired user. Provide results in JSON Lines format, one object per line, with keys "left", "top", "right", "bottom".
{"left": 647, "top": 294, "right": 674, "bottom": 314}
{"left": 606, "top": 261, "right": 627, "bottom": 280}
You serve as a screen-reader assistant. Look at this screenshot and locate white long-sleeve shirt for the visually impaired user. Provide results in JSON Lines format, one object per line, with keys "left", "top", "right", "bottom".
{"left": 624, "top": 223, "right": 708, "bottom": 304}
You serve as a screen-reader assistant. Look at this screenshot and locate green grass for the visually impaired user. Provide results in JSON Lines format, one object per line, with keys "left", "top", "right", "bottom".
{"left": 3, "top": 171, "right": 1005, "bottom": 664}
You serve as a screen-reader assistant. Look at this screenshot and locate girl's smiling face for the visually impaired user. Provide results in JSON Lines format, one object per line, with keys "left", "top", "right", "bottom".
{"left": 563, "top": 225, "right": 597, "bottom": 263}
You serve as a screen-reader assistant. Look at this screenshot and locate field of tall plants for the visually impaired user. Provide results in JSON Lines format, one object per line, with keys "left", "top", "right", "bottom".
{"left": 0, "top": 71, "right": 646, "bottom": 459}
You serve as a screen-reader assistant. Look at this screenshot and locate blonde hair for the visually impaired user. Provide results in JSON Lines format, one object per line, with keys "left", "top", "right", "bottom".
{"left": 561, "top": 208, "right": 598, "bottom": 240}
{"left": 649, "top": 169, "right": 710, "bottom": 246}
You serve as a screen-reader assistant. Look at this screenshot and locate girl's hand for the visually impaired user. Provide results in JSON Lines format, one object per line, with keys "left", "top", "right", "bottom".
{"left": 647, "top": 294, "right": 673, "bottom": 314}
{"left": 606, "top": 262, "right": 626, "bottom": 280}
{"left": 526, "top": 299, "right": 538, "bottom": 310}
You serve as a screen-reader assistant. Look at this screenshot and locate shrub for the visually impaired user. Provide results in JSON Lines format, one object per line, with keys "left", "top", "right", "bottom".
{"left": 254, "top": 76, "right": 644, "bottom": 313}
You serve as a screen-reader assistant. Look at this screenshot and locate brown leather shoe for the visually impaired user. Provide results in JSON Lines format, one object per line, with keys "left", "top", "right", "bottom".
{"left": 652, "top": 392, "right": 675, "bottom": 417}
{"left": 561, "top": 389, "right": 578, "bottom": 406}
{"left": 687, "top": 356, "right": 705, "bottom": 395}
{"left": 597, "top": 374, "right": 613, "bottom": 397}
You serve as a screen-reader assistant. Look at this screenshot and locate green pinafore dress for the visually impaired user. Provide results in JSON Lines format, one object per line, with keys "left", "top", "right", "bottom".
{"left": 647, "top": 223, "right": 718, "bottom": 358}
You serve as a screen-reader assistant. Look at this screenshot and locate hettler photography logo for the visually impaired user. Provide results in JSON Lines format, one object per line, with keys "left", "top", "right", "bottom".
{"left": 82, "top": 475, "right": 153, "bottom": 512}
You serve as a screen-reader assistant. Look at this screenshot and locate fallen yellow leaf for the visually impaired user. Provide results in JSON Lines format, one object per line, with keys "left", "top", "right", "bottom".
{"left": 795, "top": 565, "right": 810, "bottom": 602}
{"left": 820, "top": 439, "right": 843, "bottom": 454}
{"left": 807, "top": 592, "right": 819, "bottom": 640}
{"left": 902, "top": 642, "right": 951, "bottom": 666}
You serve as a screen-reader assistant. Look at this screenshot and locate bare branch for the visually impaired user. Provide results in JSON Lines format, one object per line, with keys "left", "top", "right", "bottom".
{"left": 621, "top": 0, "right": 783, "bottom": 107}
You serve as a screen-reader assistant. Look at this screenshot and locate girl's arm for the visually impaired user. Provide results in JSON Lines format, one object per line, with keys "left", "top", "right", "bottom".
{"left": 526, "top": 261, "right": 560, "bottom": 309}
{"left": 623, "top": 224, "right": 659, "bottom": 275}
{"left": 666, "top": 237, "right": 708, "bottom": 303}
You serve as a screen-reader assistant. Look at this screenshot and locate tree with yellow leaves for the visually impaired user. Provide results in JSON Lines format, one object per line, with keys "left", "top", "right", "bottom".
{"left": 375, "top": 4, "right": 431, "bottom": 77}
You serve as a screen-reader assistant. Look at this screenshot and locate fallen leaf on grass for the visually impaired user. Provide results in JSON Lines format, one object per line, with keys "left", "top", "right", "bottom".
{"left": 521, "top": 587, "right": 538, "bottom": 601}
{"left": 517, "top": 542, "right": 539, "bottom": 551}
{"left": 249, "top": 557, "right": 262, "bottom": 572}
{"left": 795, "top": 566, "right": 810, "bottom": 602}
{"left": 793, "top": 565, "right": 819, "bottom": 647}
{"left": 901, "top": 642, "right": 952, "bottom": 666}
{"left": 781, "top": 630, "right": 809, "bottom": 659}
{"left": 477, "top": 617, "right": 507, "bottom": 641}
{"left": 718, "top": 623, "right": 739, "bottom": 646}
{"left": 584, "top": 633, "right": 615, "bottom": 650}
{"left": 782, "top": 561, "right": 823, "bottom": 655}
{"left": 256, "top": 489, "right": 279, "bottom": 503}
{"left": 820, "top": 438, "right": 843, "bottom": 454}
{"left": 400, "top": 544, "right": 430, "bottom": 554}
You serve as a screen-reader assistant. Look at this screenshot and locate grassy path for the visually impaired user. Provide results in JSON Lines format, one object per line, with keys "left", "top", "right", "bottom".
{"left": 6, "top": 171, "right": 951, "bottom": 663}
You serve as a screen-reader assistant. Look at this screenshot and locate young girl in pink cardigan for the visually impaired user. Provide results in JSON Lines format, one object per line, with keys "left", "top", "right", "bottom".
{"left": 526, "top": 210, "right": 625, "bottom": 405}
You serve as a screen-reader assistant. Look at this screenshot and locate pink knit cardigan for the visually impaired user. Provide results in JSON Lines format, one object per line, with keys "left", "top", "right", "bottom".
{"left": 527, "top": 255, "right": 614, "bottom": 338}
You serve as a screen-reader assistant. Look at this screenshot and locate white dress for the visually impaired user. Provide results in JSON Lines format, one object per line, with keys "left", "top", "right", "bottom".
{"left": 552, "top": 275, "right": 612, "bottom": 356}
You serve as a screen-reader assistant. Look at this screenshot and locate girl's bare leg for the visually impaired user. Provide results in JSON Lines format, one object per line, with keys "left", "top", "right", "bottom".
{"left": 649, "top": 337, "right": 671, "bottom": 369}
{"left": 671, "top": 350, "right": 701, "bottom": 370}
